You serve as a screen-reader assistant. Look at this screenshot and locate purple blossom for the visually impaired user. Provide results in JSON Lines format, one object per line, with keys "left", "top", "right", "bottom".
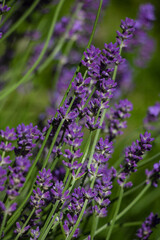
{"left": 7, "top": 156, "right": 31, "bottom": 199}
{"left": 63, "top": 149, "right": 83, "bottom": 161}
{"left": 0, "top": 201, "right": 17, "bottom": 215}
{"left": 118, "top": 132, "right": 154, "bottom": 185}
{"left": 30, "top": 188, "right": 50, "bottom": 215}
{"left": 0, "top": 126, "right": 16, "bottom": 141}
{"left": 51, "top": 181, "right": 69, "bottom": 202}
{"left": 0, "top": 4, "right": 11, "bottom": 14}
{"left": 72, "top": 73, "right": 91, "bottom": 98}
{"left": 0, "top": 155, "right": 11, "bottom": 166}
{"left": 136, "top": 213, "right": 160, "bottom": 240}
{"left": 14, "top": 222, "right": 30, "bottom": 235}
{"left": 106, "top": 99, "right": 133, "bottom": 141}
{"left": 36, "top": 168, "right": 53, "bottom": 190}
{"left": 0, "top": 141, "right": 14, "bottom": 151}
{"left": 117, "top": 17, "right": 136, "bottom": 44}
{"left": 30, "top": 226, "right": 40, "bottom": 240}
{"left": 0, "top": 167, "right": 7, "bottom": 191}
{"left": 146, "top": 161, "right": 160, "bottom": 187}
{"left": 144, "top": 102, "right": 160, "bottom": 130}
{"left": 15, "top": 123, "right": 43, "bottom": 157}
{"left": 101, "top": 42, "right": 124, "bottom": 65}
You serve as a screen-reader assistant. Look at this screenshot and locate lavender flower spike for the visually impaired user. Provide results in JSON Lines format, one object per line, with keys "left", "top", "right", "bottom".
{"left": 136, "top": 212, "right": 160, "bottom": 239}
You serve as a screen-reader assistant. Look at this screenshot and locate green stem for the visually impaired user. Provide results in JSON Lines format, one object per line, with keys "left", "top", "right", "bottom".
{"left": 116, "top": 183, "right": 150, "bottom": 221}
{"left": 106, "top": 185, "right": 124, "bottom": 240}
{"left": 90, "top": 213, "right": 99, "bottom": 240}
{"left": 0, "top": 0, "right": 66, "bottom": 100}
{"left": 15, "top": 208, "right": 35, "bottom": 240}
{"left": 87, "top": 109, "right": 106, "bottom": 168}
{"left": 138, "top": 152, "right": 160, "bottom": 168}
{"left": 94, "top": 183, "right": 151, "bottom": 237}
{"left": 39, "top": 201, "right": 59, "bottom": 239}
{"left": 5, "top": 188, "right": 33, "bottom": 234}
{"left": 37, "top": 3, "right": 82, "bottom": 77}
{"left": 40, "top": 213, "right": 58, "bottom": 240}
{"left": 0, "top": 0, "right": 40, "bottom": 41}
{"left": 66, "top": 167, "right": 99, "bottom": 240}
{"left": 42, "top": 95, "right": 76, "bottom": 170}
{"left": 0, "top": 210, "right": 7, "bottom": 239}
{"left": 81, "top": 221, "right": 142, "bottom": 240}
{"left": 0, "top": 0, "right": 6, "bottom": 24}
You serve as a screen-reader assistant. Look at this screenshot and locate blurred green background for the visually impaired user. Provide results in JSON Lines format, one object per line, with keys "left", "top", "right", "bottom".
{"left": 0, "top": 0, "right": 160, "bottom": 239}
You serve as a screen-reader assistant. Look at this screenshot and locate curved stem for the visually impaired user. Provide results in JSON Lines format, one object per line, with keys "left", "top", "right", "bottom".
{"left": 94, "top": 183, "right": 151, "bottom": 237}
{"left": 15, "top": 208, "right": 35, "bottom": 240}
{"left": 106, "top": 185, "right": 124, "bottom": 240}
{"left": 138, "top": 152, "right": 160, "bottom": 168}
{"left": 0, "top": 211, "right": 7, "bottom": 239}
{"left": 0, "top": 0, "right": 40, "bottom": 42}
{"left": 39, "top": 201, "right": 59, "bottom": 239}
{"left": 0, "top": 0, "right": 66, "bottom": 100}
{"left": 87, "top": 109, "right": 106, "bottom": 168}
{"left": 42, "top": 95, "right": 76, "bottom": 170}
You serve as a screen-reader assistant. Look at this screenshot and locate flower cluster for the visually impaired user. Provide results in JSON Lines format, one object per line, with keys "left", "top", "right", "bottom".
{"left": 118, "top": 132, "right": 154, "bottom": 186}
{"left": 136, "top": 212, "right": 160, "bottom": 240}
{"left": 146, "top": 161, "right": 160, "bottom": 187}
{"left": 144, "top": 102, "right": 160, "bottom": 130}
{"left": 106, "top": 99, "right": 133, "bottom": 141}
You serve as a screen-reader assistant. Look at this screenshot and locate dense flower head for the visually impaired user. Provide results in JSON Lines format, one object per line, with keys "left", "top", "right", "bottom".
{"left": 51, "top": 180, "right": 69, "bottom": 202}
{"left": 101, "top": 42, "right": 124, "bottom": 65}
{"left": 0, "top": 4, "right": 11, "bottom": 14}
{"left": 136, "top": 212, "right": 160, "bottom": 239}
{"left": 120, "top": 132, "right": 154, "bottom": 175}
{"left": 117, "top": 17, "right": 136, "bottom": 44}
{"left": 64, "top": 122, "right": 83, "bottom": 148}
{"left": 36, "top": 168, "right": 53, "bottom": 190}
{"left": 30, "top": 188, "right": 50, "bottom": 215}
{"left": 0, "top": 167, "right": 7, "bottom": 191}
{"left": 15, "top": 123, "right": 43, "bottom": 157}
{"left": 82, "top": 45, "right": 101, "bottom": 71}
{"left": 72, "top": 73, "right": 91, "bottom": 98}
{"left": 146, "top": 161, "right": 160, "bottom": 187}
{"left": 0, "top": 126, "right": 17, "bottom": 141}
{"left": 106, "top": 99, "right": 133, "bottom": 141}
{"left": 30, "top": 226, "right": 40, "bottom": 240}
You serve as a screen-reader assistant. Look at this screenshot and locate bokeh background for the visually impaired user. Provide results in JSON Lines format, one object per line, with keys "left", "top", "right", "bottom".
{"left": 0, "top": 0, "right": 160, "bottom": 239}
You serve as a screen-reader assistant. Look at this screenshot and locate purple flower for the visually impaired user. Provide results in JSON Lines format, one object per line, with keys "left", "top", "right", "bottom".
{"left": 30, "top": 226, "right": 40, "bottom": 240}
{"left": 0, "top": 126, "right": 16, "bottom": 141}
{"left": 0, "top": 155, "right": 11, "bottom": 166}
{"left": 117, "top": 17, "right": 136, "bottom": 44}
{"left": 118, "top": 132, "right": 154, "bottom": 185}
{"left": 101, "top": 42, "right": 124, "bottom": 65}
{"left": 106, "top": 99, "right": 133, "bottom": 141}
{"left": 136, "top": 212, "right": 160, "bottom": 240}
{"left": 15, "top": 123, "right": 43, "bottom": 157}
{"left": 72, "top": 72, "right": 91, "bottom": 98}
{"left": 30, "top": 188, "right": 50, "bottom": 215}
{"left": 14, "top": 222, "right": 30, "bottom": 235}
{"left": 144, "top": 102, "right": 160, "bottom": 130}
{"left": 146, "top": 161, "right": 160, "bottom": 187}
{"left": 0, "top": 141, "right": 14, "bottom": 151}
{"left": 0, "top": 167, "right": 7, "bottom": 191}
{"left": 0, "top": 4, "right": 11, "bottom": 14}
{"left": 63, "top": 149, "right": 83, "bottom": 161}
{"left": 36, "top": 168, "right": 53, "bottom": 190}
{"left": 51, "top": 181, "right": 69, "bottom": 202}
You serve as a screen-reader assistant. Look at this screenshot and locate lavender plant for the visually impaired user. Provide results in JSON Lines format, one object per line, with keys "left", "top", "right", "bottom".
{"left": 0, "top": 1, "right": 159, "bottom": 240}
